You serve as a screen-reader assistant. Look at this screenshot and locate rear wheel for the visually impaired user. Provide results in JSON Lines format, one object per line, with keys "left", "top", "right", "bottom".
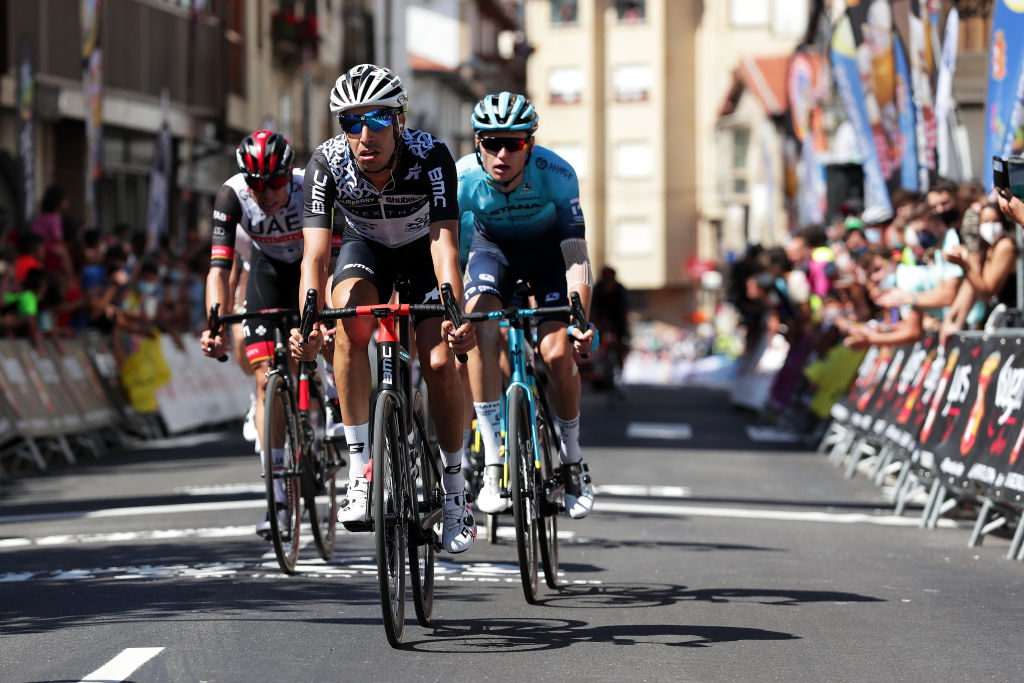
{"left": 409, "top": 398, "right": 438, "bottom": 627}
{"left": 263, "top": 372, "right": 301, "bottom": 574}
{"left": 508, "top": 385, "right": 539, "bottom": 603}
{"left": 303, "top": 377, "right": 338, "bottom": 562}
{"left": 536, "top": 390, "right": 560, "bottom": 589}
{"left": 373, "top": 393, "right": 407, "bottom": 648}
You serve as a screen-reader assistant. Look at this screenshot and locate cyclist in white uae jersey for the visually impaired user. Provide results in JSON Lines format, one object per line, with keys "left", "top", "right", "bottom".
{"left": 458, "top": 92, "right": 597, "bottom": 520}
{"left": 289, "top": 64, "right": 478, "bottom": 554}
{"left": 200, "top": 129, "right": 317, "bottom": 539}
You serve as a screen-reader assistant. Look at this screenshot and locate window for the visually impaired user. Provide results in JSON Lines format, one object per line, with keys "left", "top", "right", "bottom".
{"left": 614, "top": 141, "right": 653, "bottom": 179}
{"left": 615, "top": 217, "right": 654, "bottom": 256}
{"left": 771, "top": 2, "right": 807, "bottom": 37}
{"left": 730, "top": 0, "right": 769, "bottom": 28}
{"left": 731, "top": 128, "right": 749, "bottom": 170}
{"left": 549, "top": 66, "right": 583, "bottom": 104}
{"left": 613, "top": 64, "right": 652, "bottom": 102}
{"left": 616, "top": 0, "right": 645, "bottom": 22}
{"left": 551, "top": 0, "right": 578, "bottom": 24}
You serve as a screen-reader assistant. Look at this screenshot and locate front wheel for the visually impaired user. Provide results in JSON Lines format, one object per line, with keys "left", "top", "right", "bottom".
{"left": 508, "top": 385, "right": 539, "bottom": 604}
{"left": 263, "top": 372, "right": 301, "bottom": 574}
{"left": 409, "top": 399, "right": 438, "bottom": 627}
{"left": 536, "top": 390, "right": 560, "bottom": 590}
{"left": 373, "top": 393, "right": 407, "bottom": 648}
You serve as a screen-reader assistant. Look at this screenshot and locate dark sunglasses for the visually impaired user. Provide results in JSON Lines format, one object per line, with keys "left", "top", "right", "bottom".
{"left": 479, "top": 136, "right": 531, "bottom": 154}
{"left": 244, "top": 174, "right": 289, "bottom": 192}
{"left": 340, "top": 109, "right": 398, "bottom": 134}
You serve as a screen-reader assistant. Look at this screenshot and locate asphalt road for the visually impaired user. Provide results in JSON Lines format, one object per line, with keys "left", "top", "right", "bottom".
{"left": 3, "top": 384, "right": 1024, "bottom": 682}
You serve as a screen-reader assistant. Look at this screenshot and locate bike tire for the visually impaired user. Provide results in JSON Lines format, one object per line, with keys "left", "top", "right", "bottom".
{"left": 536, "top": 389, "right": 560, "bottom": 590}
{"left": 373, "top": 393, "right": 407, "bottom": 647}
{"left": 409, "top": 398, "right": 438, "bottom": 627}
{"left": 508, "top": 385, "right": 539, "bottom": 603}
{"left": 263, "top": 372, "right": 301, "bottom": 574}
{"left": 303, "top": 377, "right": 338, "bottom": 562}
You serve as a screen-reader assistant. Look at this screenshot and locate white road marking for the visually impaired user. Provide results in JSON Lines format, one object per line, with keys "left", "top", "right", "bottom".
{"left": 594, "top": 501, "right": 971, "bottom": 528}
{"left": 626, "top": 422, "right": 692, "bottom": 440}
{"left": 175, "top": 483, "right": 264, "bottom": 496}
{"left": 592, "top": 484, "right": 691, "bottom": 498}
{"left": 745, "top": 426, "right": 802, "bottom": 443}
{"left": 0, "top": 499, "right": 267, "bottom": 524}
{"left": 79, "top": 647, "right": 164, "bottom": 682}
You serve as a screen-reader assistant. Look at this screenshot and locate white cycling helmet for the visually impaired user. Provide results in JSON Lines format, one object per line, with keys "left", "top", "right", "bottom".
{"left": 329, "top": 64, "right": 408, "bottom": 119}
{"left": 472, "top": 92, "right": 538, "bottom": 133}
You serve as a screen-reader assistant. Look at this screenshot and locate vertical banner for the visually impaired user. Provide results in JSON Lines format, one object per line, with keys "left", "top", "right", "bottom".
{"left": 908, "top": 0, "right": 939, "bottom": 190}
{"left": 830, "top": 11, "right": 894, "bottom": 221}
{"left": 16, "top": 36, "right": 35, "bottom": 230}
{"left": 892, "top": 31, "right": 920, "bottom": 191}
{"left": 935, "top": 8, "right": 962, "bottom": 181}
{"left": 146, "top": 91, "right": 172, "bottom": 253}
{"left": 81, "top": 0, "right": 103, "bottom": 229}
{"left": 787, "top": 49, "right": 827, "bottom": 227}
{"left": 983, "top": 0, "right": 1024, "bottom": 190}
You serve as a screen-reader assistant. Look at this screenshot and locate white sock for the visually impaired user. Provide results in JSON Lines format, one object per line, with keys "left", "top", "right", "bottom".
{"left": 344, "top": 423, "right": 369, "bottom": 480}
{"left": 323, "top": 363, "right": 338, "bottom": 400}
{"left": 474, "top": 401, "right": 503, "bottom": 467}
{"left": 461, "top": 428, "right": 473, "bottom": 472}
{"left": 555, "top": 413, "right": 581, "bottom": 465}
{"left": 440, "top": 446, "right": 465, "bottom": 494}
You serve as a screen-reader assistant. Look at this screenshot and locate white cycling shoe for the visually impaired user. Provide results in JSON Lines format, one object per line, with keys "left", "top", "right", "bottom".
{"left": 563, "top": 461, "right": 595, "bottom": 519}
{"left": 255, "top": 505, "right": 291, "bottom": 540}
{"left": 441, "top": 492, "right": 477, "bottom": 553}
{"left": 475, "top": 465, "right": 509, "bottom": 514}
{"left": 242, "top": 398, "right": 258, "bottom": 443}
{"left": 338, "top": 477, "right": 369, "bottom": 528}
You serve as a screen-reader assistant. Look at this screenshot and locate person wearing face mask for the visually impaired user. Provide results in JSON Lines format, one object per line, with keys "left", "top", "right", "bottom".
{"left": 944, "top": 202, "right": 1018, "bottom": 318}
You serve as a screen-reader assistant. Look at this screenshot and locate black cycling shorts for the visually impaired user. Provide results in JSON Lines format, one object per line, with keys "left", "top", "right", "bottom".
{"left": 464, "top": 232, "right": 569, "bottom": 324}
{"left": 332, "top": 228, "right": 442, "bottom": 324}
{"left": 242, "top": 248, "right": 301, "bottom": 366}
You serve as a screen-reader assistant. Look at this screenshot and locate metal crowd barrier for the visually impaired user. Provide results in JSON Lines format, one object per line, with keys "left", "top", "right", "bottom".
{"left": 820, "top": 330, "right": 1024, "bottom": 560}
{"left": 0, "top": 332, "right": 250, "bottom": 485}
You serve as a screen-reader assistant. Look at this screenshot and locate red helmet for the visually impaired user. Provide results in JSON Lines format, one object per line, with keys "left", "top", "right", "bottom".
{"left": 236, "top": 130, "right": 294, "bottom": 191}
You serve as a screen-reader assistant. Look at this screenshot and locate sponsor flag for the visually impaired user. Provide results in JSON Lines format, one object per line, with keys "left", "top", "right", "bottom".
{"left": 81, "top": 0, "right": 103, "bottom": 229}
{"left": 146, "top": 91, "right": 172, "bottom": 253}
{"left": 983, "top": 0, "right": 1024, "bottom": 190}
{"left": 16, "top": 36, "right": 35, "bottom": 230}
{"left": 935, "top": 8, "right": 965, "bottom": 181}
{"left": 830, "top": 10, "right": 894, "bottom": 221}
{"left": 787, "top": 49, "right": 828, "bottom": 226}
{"left": 907, "top": 0, "right": 940, "bottom": 189}
{"left": 892, "top": 30, "right": 920, "bottom": 191}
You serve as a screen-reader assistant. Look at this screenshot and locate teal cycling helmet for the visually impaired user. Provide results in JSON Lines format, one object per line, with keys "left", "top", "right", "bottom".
{"left": 471, "top": 92, "right": 538, "bottom": 133}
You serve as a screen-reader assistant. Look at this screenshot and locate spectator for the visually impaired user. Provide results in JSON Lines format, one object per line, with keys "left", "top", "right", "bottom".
{"left": 14, "top": 232, "right": 45, "bottom": 283}
{"left": 80, "top": 231, "right": 129, "bottom": 333}
{"left": 2, "top": 267, "right": 47, "bottom": 343}
{"left": 30, "top": 185, "right": 73, "bottom": 277}
{"left": 591, "top": 265, "right": 631, "bottom": 370}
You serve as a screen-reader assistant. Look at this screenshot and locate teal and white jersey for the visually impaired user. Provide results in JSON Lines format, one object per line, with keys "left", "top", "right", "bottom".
{"left": 456, "top": 145, "right": 585, "bottom": 261}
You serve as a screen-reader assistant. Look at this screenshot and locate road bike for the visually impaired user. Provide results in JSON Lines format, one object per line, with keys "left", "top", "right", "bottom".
{"left": 305, "top": 282, "right": 459, "bottom": 648}
{"left": 207, "top": 302, "right": 344, "bottom": 574}
{"left": 463, "top": 291, "right": 592, "bottom": 603}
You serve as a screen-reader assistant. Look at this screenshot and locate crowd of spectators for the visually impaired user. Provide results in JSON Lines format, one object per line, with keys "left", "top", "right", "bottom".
{"left": 729, "top": 177, "right": 1021, "bottom": 435}
{"left": 0, "top": 185, "right": 211, "bottom": 367}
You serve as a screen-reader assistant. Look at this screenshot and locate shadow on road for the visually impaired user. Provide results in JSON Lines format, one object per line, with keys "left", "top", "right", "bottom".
{"left": 534, "top": 582, "right": 884, "bottom": 609}
{"left": 406, "top": 615, "right": 800, "bottom": 652}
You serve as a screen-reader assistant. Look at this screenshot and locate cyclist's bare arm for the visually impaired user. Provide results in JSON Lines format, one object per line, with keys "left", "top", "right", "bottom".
{"left": 429, "top": 218, "right": 475, "bottom": 354}
{"left": 560, "top": 236, "right": 595, "bottom": 354}
{"left": 290, "top": 226, "right": 333, "bottom": 360}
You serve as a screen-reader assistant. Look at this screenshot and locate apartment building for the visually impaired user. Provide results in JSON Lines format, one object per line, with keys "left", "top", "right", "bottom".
{"left": 525, "top": 0, "right": 804, "bottom": 320}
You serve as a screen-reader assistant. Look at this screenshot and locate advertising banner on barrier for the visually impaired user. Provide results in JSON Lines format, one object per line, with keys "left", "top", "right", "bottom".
{"left": 917, "top": 334, "right": 979, "bottom": 482}
{"left": 27, "top": 341, "right": 87, "bottom": 434}
{"left": 155, "top": 334, "right": 250, "bottom": 434}
{"left": 49, "top": 341, "right": 117, "bottom": 431}
{"left": 955, "top": 335, "right": 1024, "bottom": 502}
{"left": 0, "top": 340, "right": 59, "bottom": 436}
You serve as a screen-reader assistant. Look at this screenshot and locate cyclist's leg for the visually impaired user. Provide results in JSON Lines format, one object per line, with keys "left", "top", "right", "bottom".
{"left": 230, "top": 257, "right": 258, "bottom": 443}
{"left": 465, "top": 247, "right": 510, "bottom": 513}
{"left": 331, "top": 236, "right": 393, "bottom": 524}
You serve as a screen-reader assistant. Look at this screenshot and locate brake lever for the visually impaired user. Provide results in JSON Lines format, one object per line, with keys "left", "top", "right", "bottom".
{"left": 441, "top": 282, "right": 469, "bottom": 363}
{"left": 208, "top": 303, "right": 229, "bottom": 362}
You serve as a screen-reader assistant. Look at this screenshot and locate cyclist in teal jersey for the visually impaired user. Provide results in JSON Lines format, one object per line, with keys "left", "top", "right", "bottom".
{"left": 458, "top": 92, "right": 596, "bottom": 519}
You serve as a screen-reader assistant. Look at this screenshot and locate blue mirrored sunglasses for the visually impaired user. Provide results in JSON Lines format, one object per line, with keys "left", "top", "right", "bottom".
{"left": 340, "top": 109, "right": 398, "bottom": 134}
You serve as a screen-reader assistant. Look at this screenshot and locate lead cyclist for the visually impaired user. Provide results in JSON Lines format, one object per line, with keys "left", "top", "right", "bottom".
{"left": 457, "top": 92, "right": 596, "bottom": 519}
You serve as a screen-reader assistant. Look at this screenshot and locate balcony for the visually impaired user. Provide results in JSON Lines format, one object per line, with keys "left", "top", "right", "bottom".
{"left": 270, "top": 8, "right": 319, "bottom": 68}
